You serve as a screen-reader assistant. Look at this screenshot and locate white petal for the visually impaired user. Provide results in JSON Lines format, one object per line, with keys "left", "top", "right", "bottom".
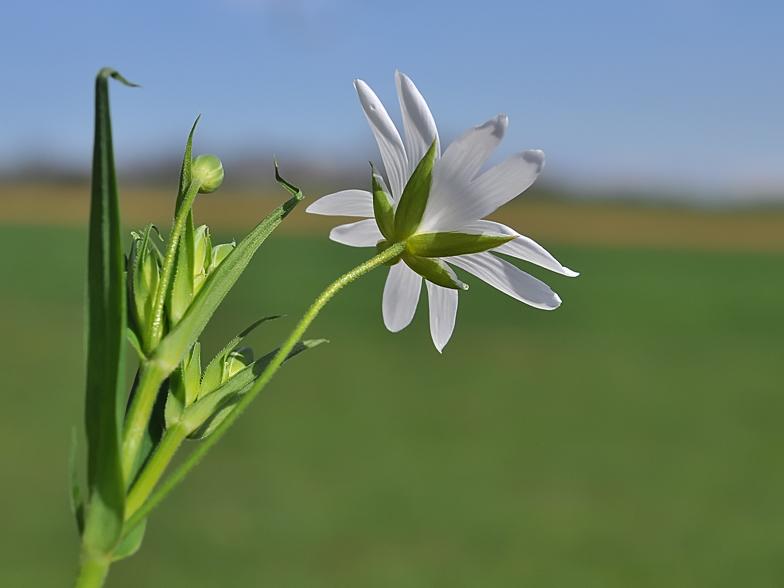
{"left": 435, "top": 115, "right": 508, "bottom": 190}
{"left": 306, "top": 190, "right": 374, "bottom": 217}
{"left": 459, "top": 220, "right": 579, "bottom": 277}
{"left": 382, "top": 262, "right": 422, "bottom": 332}
{"left": 354, "top": 78, "right": 408, "bottom": 200}
{"left": 468, "top": 149, "right": 545, "bottom": 218}
{"left": 422, "top": 115, "right": 508, "bottom": 232}
{"left": 329, "top": 219, "right": 384, "bottom": 248}
{"left": 425, "top": 281, "right": 458, "bottom": 353}
{"left": 428, "top": 150, "right": 545, "bottom": 232}
{"left": 395, "top": 71, "right": 440, "bottom": 179}
{"left": 448, "top": 252, "right": 561, "bottom": 310}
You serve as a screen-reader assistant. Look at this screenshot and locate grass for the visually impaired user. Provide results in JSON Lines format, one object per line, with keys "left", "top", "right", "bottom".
{"left": 0, "top": 219, "right": 782, "bottom": 587}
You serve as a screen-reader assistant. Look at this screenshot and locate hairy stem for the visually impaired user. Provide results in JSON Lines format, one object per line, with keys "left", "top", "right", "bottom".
{"left": 149, "top": 179, "right": 201, "bottom": 346}
{"left": 121, "top": 360, "right": 168, "bottom": 482}
{"left": 72, "top": 552, "right": 111, "bottom": 588}
{"left": 125, "top": 423, "right": 188, "bottom": 519}
{"left": 123, "top": 242, "right": 406, "bottom": 534}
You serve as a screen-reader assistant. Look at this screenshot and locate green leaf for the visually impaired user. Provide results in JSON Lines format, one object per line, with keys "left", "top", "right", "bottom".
{"left": 111, "top": 518, "right": 146, "bottom": 561}
{"left": 150, "top": 170, "right": 303, "bottom": 374}
{"left": 185, "top": 339, "right": 326, "bottom": 439}
{"left": 403, "top": 252, "right": 468, "bottom": 290}
{"left": 70, "top": 429, "right": 85, "bottom": 536}
{"left": 406, "top": 231, "right": 514, "bottom": 258}
{"left": 83, "top": 67, "right": 136, "bottom": 556}
{"left": 394, "top": 137, "right": 437, "bottom": 240}
{"left": 371, "top": 164, "right": 395, "bottom": 240}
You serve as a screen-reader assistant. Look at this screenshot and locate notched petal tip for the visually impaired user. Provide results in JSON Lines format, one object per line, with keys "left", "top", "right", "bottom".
{"left": 522, "top": 149, "right": 546, "bottom": 172}
{"left": 483, "top": 114, "right": 508, "bottom": 139}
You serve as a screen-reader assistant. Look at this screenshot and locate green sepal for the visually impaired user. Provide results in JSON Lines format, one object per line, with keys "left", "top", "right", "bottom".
{"left": 82, "top": 67, "right": 135, "bottom": 556}
{"left": 149, "top": 170, "right": 303, "bottom": 376}
{"left": 69, "top": 428, "right": 85, "bottom": 536}
{"left": 193, "top": 225, "right": 212, "bottom": 277}
{"left": 371, "top": 163, "right": 395, "bottom": 239}
{"left": 167, "top": 228, "right": 194, "bottom": 327}
{"left": 209, "top": 241, "right": 235, "bottom": 272}
{"left": 406, "top": 231, "right": 515, "bottom": 258}
{"left": 184, "top": 339, "right": 326, "bottom": 440}
{"left": 199, "top": 316, "right": 279, "bottom": 398}
{"left": 394, "top": 137, "right": 437, "bottom": 240}
{"left": 224, "top": 346, "right": 254, "bottom": 379}
{"left": 112, "top": 518, "right": 146, "bottom": 561}
{"left": 164, "top": 342, "right": 202, "bottom": 428}
{"left": 130, "top": 224, "right": 161, "bottom": 351}
{"left": 403, "top": 252, "right": 468, "bottom": 290}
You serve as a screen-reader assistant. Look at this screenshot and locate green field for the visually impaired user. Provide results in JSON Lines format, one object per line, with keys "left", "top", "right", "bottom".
{"left": 1, "top": 221, "right": 783, "bottom": 587}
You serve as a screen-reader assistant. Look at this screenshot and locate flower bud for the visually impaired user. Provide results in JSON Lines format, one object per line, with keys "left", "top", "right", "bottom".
{"left": 192, "top": 154, "right": 224, "bottom": 193}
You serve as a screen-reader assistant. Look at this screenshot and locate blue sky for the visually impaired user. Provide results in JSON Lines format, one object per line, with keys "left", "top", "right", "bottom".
{"left": 1, "top": 0, "right": 782, "bottom": 200}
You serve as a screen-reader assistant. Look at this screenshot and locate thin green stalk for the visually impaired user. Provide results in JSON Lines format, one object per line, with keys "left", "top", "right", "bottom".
{"left": 123, "top": 242, "right": 405, "bottom": 534}
{"left": 125, "top": 423, "right": 188, "bottom": 518}
{"left": 72, "top": 552, "right": 111, "bottom": 588}
{"left": 121, "top": 360, "right": 168, "bottom": 481}
{"left": 149, "top": 179, "right": 202, "bottom": 347}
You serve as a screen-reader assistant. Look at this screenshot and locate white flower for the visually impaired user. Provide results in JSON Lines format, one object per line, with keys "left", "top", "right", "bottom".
{"left": 307, "top": 71, "right": 578, "bottom": 352}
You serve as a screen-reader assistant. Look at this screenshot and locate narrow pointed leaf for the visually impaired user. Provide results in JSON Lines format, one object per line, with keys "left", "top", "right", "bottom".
{"left": 151, "top": 175, "right": 303, "bottom": 374}
{"left": 394, "top": 137, "right": 437, "bottom": 239}
{"left": 83, "top": 67, "right": 135, "bottom": 555}
{"left": 406, "top": 232, "right": 514, "bottom": 257}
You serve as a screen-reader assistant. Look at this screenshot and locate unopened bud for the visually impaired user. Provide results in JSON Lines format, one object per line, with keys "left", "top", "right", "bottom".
{"left": 192, "top": 154, "right": 224, "bottom": 193}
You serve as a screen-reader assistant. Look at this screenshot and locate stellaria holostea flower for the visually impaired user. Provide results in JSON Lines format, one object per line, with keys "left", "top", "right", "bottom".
{"left": 307, "top": 72, "right": 578, "bottom": 352}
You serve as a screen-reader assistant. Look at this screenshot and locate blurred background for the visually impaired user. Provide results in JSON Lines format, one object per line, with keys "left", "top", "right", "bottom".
{"left": 1, "top": 1, "right": 783, "bottom": 586}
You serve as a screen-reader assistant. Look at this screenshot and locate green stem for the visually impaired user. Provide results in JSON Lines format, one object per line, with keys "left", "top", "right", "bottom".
{"left": 121, "top": 360, "right": 168, "bottom": 482}
{"left": 123, "top": 242, "right": 405, "bottom": 534}
{"left": 149, "top": 179, "right": 201, "bottom": 347}
{"left": 73, "top": 552, "right": 111, "bottom": 588}
{"left": 125, "top": 423, "right": 188, "bottom": 519}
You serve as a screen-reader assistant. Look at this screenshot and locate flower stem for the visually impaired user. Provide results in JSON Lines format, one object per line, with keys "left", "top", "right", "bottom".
{"left": 149, "top": 178, "right": 201, "bottom": 347}
{"left": 123, "top": 242, "right": 406, "bottom": 534}
{"left": 125, "top": 423, "right": 189, "bottom": 519}
{"left": 121, "top": 360, "right": 168, "bottom": 482}
{"left": 72, "top": 552, "right": 111, "bottom": 588}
